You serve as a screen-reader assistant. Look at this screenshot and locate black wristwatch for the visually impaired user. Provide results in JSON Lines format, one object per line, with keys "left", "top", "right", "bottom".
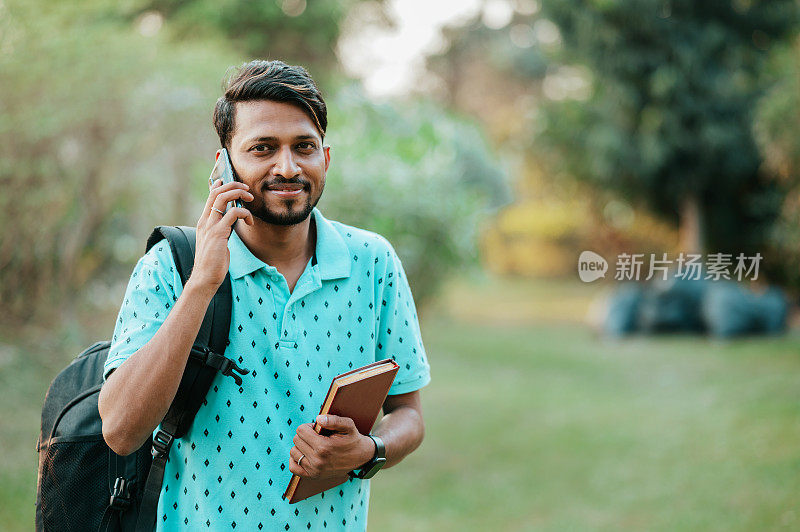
{"left": 348, "top": 434, "right": 386, "bottom": 479}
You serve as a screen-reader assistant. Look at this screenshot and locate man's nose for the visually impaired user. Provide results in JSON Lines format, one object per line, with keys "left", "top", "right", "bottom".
{"left": 272, "top": 146, "right": 300, "bottom": 177}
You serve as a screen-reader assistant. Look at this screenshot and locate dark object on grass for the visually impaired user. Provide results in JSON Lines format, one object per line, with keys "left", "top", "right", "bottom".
{"left": 604, "top": 283, "right": 644, "bottom": 336}
{"left": 702, "top": 283, "right": 788, "bottom": 338}
{"left": 603, "top": 278, "right": 787, "bottom": 338}
{"left": 638, "top": 277, "right": 708, "bottom": 334}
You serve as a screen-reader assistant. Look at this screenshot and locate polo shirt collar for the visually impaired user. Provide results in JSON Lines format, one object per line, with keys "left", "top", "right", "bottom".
{"left": 227, "top": 207, "right": 351, "bottom": 281}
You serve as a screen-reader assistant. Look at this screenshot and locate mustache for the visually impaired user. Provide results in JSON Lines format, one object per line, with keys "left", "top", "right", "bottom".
{"left": 262, "top": 177, "right": 310, "bottom": 189}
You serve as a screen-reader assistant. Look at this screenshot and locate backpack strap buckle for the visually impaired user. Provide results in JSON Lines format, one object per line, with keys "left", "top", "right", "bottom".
{"left": 151, "top": 429, "right": 174, "bottom": 460}
{"left": 109, "top": 477, "right": 131, "bottom": 511}
{"left": 205, "top": 350, "right": 250, "bottom": 386}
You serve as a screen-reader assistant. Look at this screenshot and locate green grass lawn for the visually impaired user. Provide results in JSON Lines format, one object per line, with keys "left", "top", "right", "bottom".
{"left": 3, "top": 275, "right": 800, "bottom": 530}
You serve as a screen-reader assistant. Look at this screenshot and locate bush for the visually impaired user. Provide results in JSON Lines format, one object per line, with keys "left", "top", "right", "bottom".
{"left": 320, "top": 86, "right": 509, "bottom": 308}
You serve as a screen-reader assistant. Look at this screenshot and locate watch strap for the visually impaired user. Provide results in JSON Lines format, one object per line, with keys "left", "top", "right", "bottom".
{"left": 370, "top": 434, "right": 385, "bottom": 460}
{"left": 348, "top": 434, "right": 386, "bottom": 479}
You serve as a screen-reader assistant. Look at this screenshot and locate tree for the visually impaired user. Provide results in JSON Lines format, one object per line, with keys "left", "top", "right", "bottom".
{"left": 537, "top": 0, "right": 798, "bottom": 255}
{"left": 0, "top": 0, "right": 236, "bottom": 322}
{"left": 754, "top": 37, "right": 800, "bottom": 291}
{"left": 0, "top": 0, "right": 504, "bottom": 323}
{"left": 122, "top": 0, "right": 390, "bottom": 85}
{"left": 320, "top": 86, "right": 509, "bottom": 309}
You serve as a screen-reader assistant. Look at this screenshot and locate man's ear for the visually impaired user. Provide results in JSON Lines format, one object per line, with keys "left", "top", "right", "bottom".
{"left": 323, "top": 145, "right": 331, "bottom": 173}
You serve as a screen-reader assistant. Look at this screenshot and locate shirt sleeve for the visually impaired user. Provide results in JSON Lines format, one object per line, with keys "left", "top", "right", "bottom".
{"left": 104, "top": 242, "right": 182, "bottom": 380}
{"left": 374, "top": 240, "right": 431, "bottom": 395}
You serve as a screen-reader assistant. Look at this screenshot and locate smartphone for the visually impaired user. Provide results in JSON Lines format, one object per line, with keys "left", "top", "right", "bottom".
{"left": 208, "top": 148, "right": 243, "bottom": 213}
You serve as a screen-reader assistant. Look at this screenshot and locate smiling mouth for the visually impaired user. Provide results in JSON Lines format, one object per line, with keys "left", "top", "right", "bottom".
{"left": 266, "top": 182, "right": 306, "bottom": 197}
{"left": 268, "top": 189, "right": 304, "bottom": 197}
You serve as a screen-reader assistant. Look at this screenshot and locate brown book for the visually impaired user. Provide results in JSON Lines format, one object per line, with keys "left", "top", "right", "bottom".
{"left": 282, "top": 358, "right": 399, "bottom": 503}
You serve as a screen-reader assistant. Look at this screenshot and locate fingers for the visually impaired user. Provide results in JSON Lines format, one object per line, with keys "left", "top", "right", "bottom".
{"left": 202, "top": 179, "right": 250, "bottom": 219}
{"left": 294, "top": 422, "right": 322, "bottom": 448}
{"left": 289, "top": 424, "right": 328, "bottom": 478}
{"left": 288, "top": 447, "right": 307, "bottom": 476}
{"left": 289, "top": 445, "right": 305, "bottom": 465}
{"left": 289, "top": 445, "right": 316, "bottom": 477}
{"left": 315, "top": 414, "right": 357, "bottom": 434}
{"left": 211, "top": 188, "right": 254, "bottom": 218}
{"left": 293, "top": 425, "right": 317, "bottom": 452}
{"left": 203, "top": 178, "right": 225, "bottom": 215}
{"left": 216, "top": 206, "right": 252, "bottom": 227}
{"left": 291, "top": 435, "right": 314, "bottom": 462}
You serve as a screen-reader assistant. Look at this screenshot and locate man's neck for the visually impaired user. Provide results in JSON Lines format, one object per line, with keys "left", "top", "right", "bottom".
{"left": 234, "top": 213, "right": 316, "bottom": 272}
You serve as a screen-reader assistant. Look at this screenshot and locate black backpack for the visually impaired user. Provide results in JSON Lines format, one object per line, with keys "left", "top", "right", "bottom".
{"left": 36, "top": 226, "right": 249, "bottom": 532}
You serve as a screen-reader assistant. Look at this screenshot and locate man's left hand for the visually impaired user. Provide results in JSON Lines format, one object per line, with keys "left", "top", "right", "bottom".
{"left": 288, "top": 415, "right": 375, "bottom": 480}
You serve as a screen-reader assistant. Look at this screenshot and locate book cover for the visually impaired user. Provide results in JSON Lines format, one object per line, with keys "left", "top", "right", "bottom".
{"left": 283, "top": 359, "right": 399, "bottom": 503}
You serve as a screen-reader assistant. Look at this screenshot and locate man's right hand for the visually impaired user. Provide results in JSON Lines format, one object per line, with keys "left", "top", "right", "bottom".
{"left": 191, "top": 178, "right": 254, "bottom": 291}
{"left": 99, "top": 177, "right": 254, "bottom": 456}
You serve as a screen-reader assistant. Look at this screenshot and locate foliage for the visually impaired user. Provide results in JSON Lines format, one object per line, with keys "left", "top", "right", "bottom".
{"left": 755, "top": 40, "right": 800, "bottom": 183}
{"left": 481, "top": 195, "right": 679, "bottom": 277}
{"left": 124, "top": 0, "right": 388, "bottom": 84}
{"left": 428, "top": 15, "right": 550, "bottom": 145}
{"left": 320, "top": 86, "right": 509, "bottom": 308}
{"left": 0, "top": 0, "right": 504, "bottom": 322}
{"left": 752, "top": 40, "right": 800, "bottom": 289}
{"left": 0, "top": 0, "right": 237, "bottom": 321}
{"left": 536, "top": 0, "right": 798, "bottom": 254}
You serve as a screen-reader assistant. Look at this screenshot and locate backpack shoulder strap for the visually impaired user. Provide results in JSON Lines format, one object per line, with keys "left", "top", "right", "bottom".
{"left": 135, "top": 226, "right": 242, "bottom": 532}
{"left": 146, "top": 225, "right": 195, "bottom": 285}
{"left": 145, "top": 226, "right": 231, "bottom": 356}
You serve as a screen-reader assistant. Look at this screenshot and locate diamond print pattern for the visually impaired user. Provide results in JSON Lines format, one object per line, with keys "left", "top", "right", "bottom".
{"left": 102, "top": 210, "right": 430, "bottom": 530}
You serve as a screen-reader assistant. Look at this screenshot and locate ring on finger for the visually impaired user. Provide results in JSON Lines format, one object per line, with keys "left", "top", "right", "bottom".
{"left": 212, "top": 207, "right": 224, "bottom": 215}
{"left": 297, "top": 454, "right": 305, "bottom": 466}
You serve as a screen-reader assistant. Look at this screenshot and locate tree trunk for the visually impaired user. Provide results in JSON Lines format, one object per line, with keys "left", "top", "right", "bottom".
{"left": 679, "top": 193, "right": 704, "bottom": 254}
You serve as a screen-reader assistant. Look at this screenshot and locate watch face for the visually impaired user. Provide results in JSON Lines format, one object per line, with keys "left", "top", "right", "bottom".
{"left": 361, "top": 457, "right": 387, "bottom": 479}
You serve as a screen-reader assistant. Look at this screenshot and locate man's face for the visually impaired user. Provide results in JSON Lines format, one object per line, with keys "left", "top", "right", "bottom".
{"left": 228, "top": 100, "right": 330, "bottom": 226}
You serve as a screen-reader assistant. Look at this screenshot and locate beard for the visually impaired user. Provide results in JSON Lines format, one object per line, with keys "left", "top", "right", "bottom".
{"left": 246, "top": 179, "right": 324, "bottom": 226}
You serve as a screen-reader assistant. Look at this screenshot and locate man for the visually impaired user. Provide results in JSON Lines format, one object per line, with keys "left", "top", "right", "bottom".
{"left": 98, "top": 59, "right": 431, "bottom": 530}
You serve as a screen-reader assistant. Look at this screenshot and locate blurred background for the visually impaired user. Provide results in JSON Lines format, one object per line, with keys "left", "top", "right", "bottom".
{"left": 3, "top": 0, "right": 800, "bottom": 529}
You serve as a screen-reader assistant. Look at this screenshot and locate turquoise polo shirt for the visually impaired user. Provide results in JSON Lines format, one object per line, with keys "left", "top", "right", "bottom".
{"left": 104, "top": 207, "right": 431, "bottom": 531}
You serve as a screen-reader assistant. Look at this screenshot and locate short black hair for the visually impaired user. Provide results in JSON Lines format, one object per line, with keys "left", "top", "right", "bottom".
{"left": 213, "top": 60, "right": 327, "bottom": 149}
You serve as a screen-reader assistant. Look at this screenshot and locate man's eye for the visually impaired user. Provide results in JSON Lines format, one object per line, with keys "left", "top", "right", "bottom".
{"left": 252, "top": 144, "right": 272, "bottom": 152}
{"left": 298, "top": 142, "right": 315, "bottom": 150}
